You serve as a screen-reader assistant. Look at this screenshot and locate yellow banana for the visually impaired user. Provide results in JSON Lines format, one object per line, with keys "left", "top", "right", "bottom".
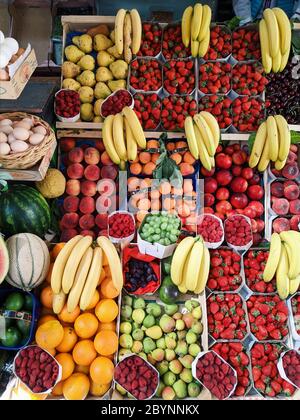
{"left": 170, "top": 236, "right": 195, "bottom": 286}
{"left": 122, "top": 106, "right": 146, "bottom": 148}
{"left": 266, "top": 116, "right": 279, "bottom": 162}
{"left": 62, "top": 236, "right": 93, "bottom": 294}
{"left": 124, "top": 117, "right": 137, "bottom": 161}
{"left": 113, "top": 113, "right": 127, "bottom": 161}
{"left": 194, "top": 245, "right": 210, "bottom": 294}
{"left": 289, "top": 274, "right": 300, "bottom": 295}
{"left": 51, "top": 235, "right": 82, "bottom": 294}
{"left": 182, "top": 6, "right": 193, "bottom": 47}
{"left": 275, "top": 159, "right": 287, "bottom": 170}
{"left": 259, "top": 19, "right": 272, "bottom": 73}
{"left": 198, "top": 29, "right": 210, "bottom": 57}
{"left": 80, "top": 246, "right": 103, "bottom": 310}
{"left": 191, "top": 40, "right": 200, "bottom": 57}
{"left": 275, "top": 114, "right": 290, "bottom": 161}
{"left": 102, "top": 114, "right": 121, "bottom": 164}
{"left": 276, "top": 244, "right": 290, "bottom": 299}
{"left": 67, "top": 247, "right": 93, "bottom": 313}
{"left": 124, "top": 12, "right": 132, "bottom": 64}
{"left": 279, "top": 49, "right": 290, "bottom": 72}
{"left": 249, "top": 121, "right": 267, "bottom": 168}
{"left": 272, "top": 49, "right": 282, "bottom": 73}
{"left": 191, "top": 3, "right": 203, "bottom": 40}
{"left": 178, "top": 283, "right": 188, "bottom": 294}
{"left": 194, "top": 124, "right": 212, "bottom": 171}
{"left": 273, "top": 8, "right": 291, "bottom": 54}
{"left": 184, "top": 116, "right": 199, "bottom": 159}
{"left": 130, "top": 9, "right": 142, "bottom": 54}
{"left": 97, "top": 236, "right": 123, "bottom": 292}
{"left": 257, "top": 138, "right": 270, "bottom": 172}
{"left": 53, "top": 291, "right": 66, "bottom": 314}
{"left": 193, "top": 113, "right": 215, "bottom": 156}
{"left": 183, "top": 240, "right": 203, "bottom": 292}
{"left": 115, "top": 9, "right": 126, "bottom": 54}
{"left": 200, "top": 111, "right": 220, "bottom": 151}
{"left": 280, "top": 231, "right": 300, "bottom": 278}
{"left": 263, "top": 8, "right": 280, "bottom": 58}
{"left": 198, "top": 5, "right": 211, "bottom": 42}
{"left": 263, "top": 233, "right": 282, "bottom": 282}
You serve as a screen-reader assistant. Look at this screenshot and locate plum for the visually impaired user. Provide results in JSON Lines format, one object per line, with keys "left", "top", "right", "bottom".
{"left": 290, "top": 199, "right": 300, "bottom": 215}
{"left": 79, "top": 214, "right": 95, "bottom": 230}
{"left": 287, "top": 151, "right": 298, "bottom": 163}
{"left": 284, "top": 184, "right": 300, "bottom": 200}
{"left": 60, "top": 228, "right": 78, "bottom": 241}
{"left": 282, "top": 163, "right": 299, "bottom": 180}
{"left": 284, "top": 180, "right": 298, "bottom": 188}
{"left": 290, "top": 215, "right": 300, "bottom": 231}
{"left": 273, "top": 218, "right": 290, "bottom": 233}
{"left": 272, "top": 198, "right": 290, "bottom": 215}
{"left": 101, "top": 165, "right": 118, "bottom": 180}
{"left": 60, "top": 212, "right": 79, "bottom": 229}
{"left": 63, "top": 196, "right": 79, "bottom": 213}
{"left": 271, "top": 182, "right": 284, "bottom": 198}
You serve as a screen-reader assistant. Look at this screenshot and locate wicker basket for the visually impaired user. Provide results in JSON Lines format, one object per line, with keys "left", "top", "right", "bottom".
{"left": 0, "top": 112, "right": 56, "bottom": 170}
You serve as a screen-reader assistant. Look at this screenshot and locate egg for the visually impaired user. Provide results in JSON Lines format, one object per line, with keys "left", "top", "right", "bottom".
{"left": 3, "top": 38, "right": 19, "bottom": 56}
{"left": 0, "top": 143, "right": 10, "bottom": 156}
{"left": 0, "top": 125, "right": 13, "bottom": 135}
{"left": 22, "top": 118, "right": 34, "bottom": 127}
{"left": 8, "top": 134, "right": 17, "bottom": 144}
{"left": 29, "top": 133, "right": 44, "bottom": 146}
{"left": 0, "top": 31, "right": 4, "bottom": 44}
{"left": 0, "top": 119, "right": 13, "bottom": 126}
{"left": 0, "top": 68, "right": 9, "bottom": 81}
{"left": 13, "top": 127, "right": 30, "bottom": 141}
{"left": 0, "top": 132, "right": 7, "bottom": 143}
{"left": 10, "top": 140, "right": 29, "bottom": 153}
{"left": 15, "top": 121, "right": 32, "bottom": 131}
{"left": 33, "top": 125, "right": 47, "bottom": 136}
{"left": 0, "top": 46, "right": 11, "bottom": 68}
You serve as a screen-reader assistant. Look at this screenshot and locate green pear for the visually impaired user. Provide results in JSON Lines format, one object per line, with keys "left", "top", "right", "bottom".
{"left": 145, "top": 325, "right": 163, "bottom": 340}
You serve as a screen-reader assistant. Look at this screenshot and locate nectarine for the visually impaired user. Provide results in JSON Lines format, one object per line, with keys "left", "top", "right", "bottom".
{"left": 81, "top": 180, "right": 97, "bottom": 197}
{"left": 79, "top": 197, "right": 95, "bottom": 214}
{"left": 68, "top": 147, "right": 84, "bottom": 163}
{"left": 66, "top": 180, "right": 81, "bottom": 196}
{"left": 84, "top": 147, "right": 100, "bottom": 165}
{"left": 67, "top": 163, "right": 84, "bottom": 180}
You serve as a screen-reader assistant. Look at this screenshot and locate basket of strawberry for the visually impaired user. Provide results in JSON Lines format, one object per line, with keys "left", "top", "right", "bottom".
{"left": 232, "top": 96, "right": 265, "bottom": 132}
{"left": 288, "top": 293, "right": 300, "bottom": 341}
{"left": 207, "top": 293, "right": 249, "bottom": 341}
{"left": 207, "top": 249, "right": 243, "bottom": 292}
{"left": 162, "top": 24, "right": 191, "bottom": 59}
{"left": 137, "top": 22, "right": 162, "bottom": 57}
{"left": 232, "top": 26, "right": 261, "bottom": 61}
{"left": 163, "top": 59, "right": 195, "bottom": 95}
{"left": 204, "top": 25, "right": 232, "bottom": 60}
{"left": 232, "top": 62, "right": 268, "bottom": 96}
{"left": 199, "top": 62, "right": 231, "bottom": 95}
{"left": 198, "top": 95, "right": 232, "bottom": 130}
{"left": 247, "top": 295, "right": 289, "bottom": 341}
{"left": 244, "top": 250, "right": 276, "bottom": 294}
{"left": 134, "top": 93, "right": 161, "bottom": 130}
{"left": 161, "top": 95, "right": 197, "bottom": 131}
{"left": 130, "top": 58, "right": 162, "bottom": 92}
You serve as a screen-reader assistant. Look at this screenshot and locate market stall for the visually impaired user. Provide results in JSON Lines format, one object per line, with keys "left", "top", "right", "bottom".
{"left": 0, "top": 3, "right": 300, "bottom": 401}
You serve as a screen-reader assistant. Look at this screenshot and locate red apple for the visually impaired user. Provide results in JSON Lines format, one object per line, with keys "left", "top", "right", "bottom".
{"left": 230, "top": 177, "right": 248, "bottom": 193}
{"left": 247, "top": 185, "right": 264, "bottom": 200}
{"left": 230, "top": 193, "right": 248, "bottom": 209}
{"left": 215, "top": 153, "right": 232, "bottom": 169}
{"left": 216, "top": 187, "right": 230, "bottom": 201}
{"left": 215, "top": 170, "right": 233, "bottom": 186}
{"left": 204, "top": 177, "right": 218, "bottom": 194}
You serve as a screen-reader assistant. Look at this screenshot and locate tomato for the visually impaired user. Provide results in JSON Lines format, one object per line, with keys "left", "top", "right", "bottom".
{"left": 248, "top": 173, "right": 261, "bottom": 185}
{"left": 232, "top": 165, "right": 243, "bottom": 177}
{"left": 241, "top": 167, "right": 254, "bottom": 180}
{"left": 204, "top": 193, "right": 215, "bottom": 206}
{"left": 230, "top": 193, "right": 248, "bottom": 209}
{"left": 201, "top": 167, "right": 215, "bottom": 177}
{"left": 232, "top": 150, "right": 247, "bottom": 165}
{"left": 243, "top": 206, "right": 257, "bottom": 219}
{"left": 248, "top": 201, "right": 264, "bottom": 217}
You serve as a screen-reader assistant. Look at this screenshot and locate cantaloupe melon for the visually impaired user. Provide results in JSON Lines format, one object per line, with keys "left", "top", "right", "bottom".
{"left": 0, "top": 234, "right": 9, "bottom": 284}
{"left": 6, "top": 233, "right": 50, "bottom": 291}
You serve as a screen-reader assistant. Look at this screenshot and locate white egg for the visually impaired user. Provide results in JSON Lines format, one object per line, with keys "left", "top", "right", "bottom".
{"left": 0, "top": 125, "right": 13, "bottom": 135}
{"left": 3, "top": 38, "right": 19, "bottom": 56}
{"left": 0, "top": 45, "right": 12, "bottom": 67}
{"left": 10, "top": 140, "right": 29, "bottom": 153}
{"left": 29, "top": 133, "right": 44, "bottom": 145}
{"left": 0, "top": 119, "right": 13, "bottom": 126}
{"left": 0, "top": 31, "right": 4, "bottom": 44}
{"left": 22, "top": 118, "right": 34, "bottom": 127}
{"left": 13, "top": 127, "right": 30, "bottom": 141}
{"left": 0, "top": 143, "right": 10, "bottom": 155}
{"left": 33, "top": 125, "right": 47, "bottom": 136}
{"left": 7, "top": 134, "right": 17, "bottom": 144}
{"left": 15, "top": 121, "right": 32, "bottom": 131}
{"left": 0, "top": 132, "right": 7, "bottom": 143}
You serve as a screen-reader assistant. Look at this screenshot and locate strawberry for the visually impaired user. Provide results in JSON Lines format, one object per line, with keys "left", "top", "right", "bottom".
{"left": 162, "top": 24, "right": 191, "bottom": 59}
{"left": 130, "top": 59, "right": 162, "bottom": 91}
{"left": 199, "top": 95, "right": 232, "bottom": 129}
{"left": 161, "top": 95, "right": 197, "bottom": 130}
{"left": 133, "top": 93, "right": 161, "bottom": 130}
{"left": 199, "top": 62, "right": 231, "bottom": 95}
{"left": 163, "top": 60, "right": 195, "bottom": 95}
{"left": 204, "top": 25, "right": 232, "bottom": 60}
{"left": 232, "top": 27, "right": 261, "bottom": 61}
{"left": 138, "top": 23, "right": 162, "bottom": 57}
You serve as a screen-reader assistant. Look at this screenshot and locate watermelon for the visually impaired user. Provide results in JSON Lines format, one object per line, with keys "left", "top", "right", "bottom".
{"left": 0, "top": 185, "right": 51, "bottom": 238}
{"left": 0, "top": 235, "right": 9, "bottom": 284}
{"left": 6, "top": 233, "right": 50, "bottom": 291}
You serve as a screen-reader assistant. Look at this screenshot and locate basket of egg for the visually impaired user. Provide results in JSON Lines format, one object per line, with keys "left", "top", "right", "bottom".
{"left": 0, "top": 112, "right": 56, "bottom": 169}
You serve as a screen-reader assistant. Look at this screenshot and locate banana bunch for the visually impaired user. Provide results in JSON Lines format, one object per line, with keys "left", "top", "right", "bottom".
{"left": 171, "top": 236, "right": 210, "bottom": 294}
{"left": 51, "top": 235, "right": 123, "bottom": 313}
{"left": 249, "top": 115, "right": 290, "bottom": 172}
{"left": 115, "top": 8, "right": 142, "bottom": 63}
{"left": 102, "top": 106, "right": 146, "bottom": 168}
{"left": 184, "top": 111, "right": 220, "bottom": 171}
{"left": 263, "top": 231, "right": 300, "bottom": 299}
{"left": 259, "top": 8, "right": 291, "bottom": 73}
{"left": 182, "top": 3, "right": 212, "bottom": 57}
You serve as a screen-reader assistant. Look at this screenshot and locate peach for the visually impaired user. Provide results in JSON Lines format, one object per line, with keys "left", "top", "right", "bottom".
{"left": 183, "top": 179, "right": 193, "bottom": 194}
{"left": 151, "top": 153, "right": 160, "bottom": 164}
{"left": 84, "top": 164, "right": 100, "bottom": 181}
{"left": 151, "top": 200, "right": 161, "bottom": 211}
{"left": 95, "top": 213, "right": 108, "bottom": 229}
{"left": 60, "top": 138, "right": 75, "bottom": 152}
{"left": 79, "top": 214, "right": 95, "bottom": 230}
{"left": 179, "top": 163, "right": 194, "bottom": 176}
{"left": 66, "top": 179, "right": 81, "bottom": 196}
{"left": 101, "top": 151, "right": 114, "bottom": 166}
{"left": 127, "top": 177, "right": 141, "bottom": 192}
{"left": 60, "top": 228, "right": 78, "bottom": 242}
{"left": 63, "top": 196, "right": 80, "bottom": 213}
{"left": 272, "top": 198, "right": 289, "bottom": 215}
{"left": 97, "top": 179, "right": 116, "bottom": 196}
{"left": 80, "top": 230, "right": 95, "bottom": 239}
{"left": 290, "top": 199, "right": 300, "bottom": 215}
{"left": 159, "top": 182, "right": 171, "bottom": 195}
{"left": 273, "top": 218, "right": 290, "bottom": 233}
{"left": 68, "top": 147, "right": 84, "bottom": 163}
{"left": 79, "top": 197, "right": 95, "bottom": 214}
{"left": 284, "top": 184, "right": 299, "bottom": 200}
{"left": 142, "top": 162, "right": 156, "bottom": 176}
{"left": 282, "top": 163, "right": 299, "bottom": 180}
{"left": 81, "top": 180, "right": 97, "bottom": 197}
{"left": 101, "top": 165, "right": 118, "bottom": 180}
{"left": 130, "top": 162, "right": 143, "bottom": 175}
{"left": 170, "top": 153, "right": 182, "bottom": 165}
{"left": 60, "top": 213, "right": 79, "bottom": 229}
{"left": 96, "top": 196, "right": 112, "bottom": 213}
{"left": 290, "top": 215, "right": 300, "bottom": 231}
{"left": 67, "top": 163, "right": 84, "bottom": 180}
{"left": 98, "top": 229, "right": 108, "bottom": 237}
{"left": 84, "top": 147, "right": 100, "bottom": 165}
{"left": 271, "top": 182, "right": 284, "bottom": 198}
{"left": 94, "top": 140, "right": 105, "bottom": 152}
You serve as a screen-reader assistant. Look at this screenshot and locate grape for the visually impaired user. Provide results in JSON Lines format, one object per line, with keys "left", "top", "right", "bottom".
{"left": 155, "top": 228, "right": 161, "bottom": 234}
{"left": 152, "top": 234, "right": 160, "bottom": 242}
{"left": 161, "top": 223, "right": 167, "bottom": 230}
{"left": 169, "top": 235, "right": 178, "bottom": 243}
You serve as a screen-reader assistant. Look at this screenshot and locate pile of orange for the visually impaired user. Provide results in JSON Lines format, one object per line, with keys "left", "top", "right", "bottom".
{"left": 167, "top": 140, "right": 196, "bottom": 176}
{"left": 129, "top": 139, "right": 160, "bottom": 176}
{"left": 36, "top": 243, "right": 120, "bottom": 400}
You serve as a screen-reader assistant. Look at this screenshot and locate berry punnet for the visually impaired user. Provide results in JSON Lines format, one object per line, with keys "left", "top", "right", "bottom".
{"left": 101, "top": 89, "right": 133, "bottom": 117}
{"left": 291, "top": 294, "right": 300, "bottom": 336}
{"left": 232, "top": 96, "right": 265, "bottom": 132}
{"left": 199, "top": 62, "right": 231, "bottom": 95}
{"left": 204, "top": 25, "right": 232, "bottom": 60}
{"left": 232, "top": 62, "right": 268, "bottom": 96}
{"left": 108, "top": 212, "right": 135, "bottom": 239}
{"left": 232, "top": 27, "right": 261, "bottom": 61}
{"left": 134, "top": 93, "right": 161, "bottom": 130}
{"left": 138, "top": 22, "right": 162, "bottom": 57}
{"left": 198, "top": 95, "right": 232, "bottom": 129}
{"left": 244, "top": 250, "right": 276, "bottom": 293}
{"left": 225, "top": 215, "right": 252, "bottom": 247}
{"left": 197, "top": 215, "right": 224, "bottom": 244}
{"left": 55, "top": 90, "right": 80, "bottom": 119}
{"left": 282, "top": 350, "right": 300, "bottom": 388}
{"left": 130, "top": 59, "right": 162, "bottom": 92}
{"left": 162, "top": 24, "right": 191, "bottom": 59}
{"left": 163, "top": 60, "right": 195, "bottom": 95}
{"left": 161, "top": 95, "right": 197, "bottom": 131}
{"left": 207, "top": 249, "right": 242, "bottom": 292}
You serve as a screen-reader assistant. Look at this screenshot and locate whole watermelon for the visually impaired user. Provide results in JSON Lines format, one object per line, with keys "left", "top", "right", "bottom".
{"left": 0, "top": 184, "right": 51, "bottom": 238}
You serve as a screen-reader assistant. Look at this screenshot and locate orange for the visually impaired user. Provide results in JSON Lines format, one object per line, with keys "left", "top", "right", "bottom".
{"left": 166, "top": 142, "right": 175, "bottom": 151}
{"left": 40, "top": 286, "right": 53, "bottom": 309}
{"left": 151, "top": 200, "right": 161, "bottom": 211}
{"left": 90, "top": 381, "right": 110, "bottom": 397}
{"left": 141, "top": 178, "right": 152, "bottom": 188}
{"left": 179, "top": 163, "right": 194, "bottom": 176}
{"left": 163, "top": 197, "right": 175, "bottom": 211}
{"left": 183, "top": 179, "right": 193, "bottom": 193}
{"left": 94, "top": 331, "right": 118, "bottom": 356}
{"left": 100, "top": 278, "right": 119, "bottom": 299}
{"left": 137, "top": 198, "right": 151, "bottom": 211}
{"left": 95, "top": 299, "right": 118, "bottom": 323}
{"left": 150, "top": 189, "right": 160, "bottom": 200}
{"left": 151, "top": 153, "right": 160, "bottom": 164}
{"left": 130, "top": 162, "right": 142, "bottom": 175}
{"left": 97, "top": 268, "right": 106, "bottom": 286}
{"left": 183, "top": 151, "right": 196, "bottom": 164}
{"left": 147, "top": 139, "right": 159, "bottom": 148}
{"left": 175, "top": 141, "right": 188, "bottom": 149}
{"left": 46, "top": 348, "right": 56, "bottom": 357}
{"left": 56, "top": 327, "right": 78, "bottom": 352}
{"left": 97, "top": 321, "right": 116, "bottom": 333}
{"left": 104, "top": 265, "right": 111, "bottom": 278}
{"left": 72, "top": 339, "right": 97, "bottom": 366}
{"left": 51, "top": 243, "right": 65, "bottom": 260}
{"left": 170, "top": 153, "right": 182, "bottom": 165}
{"left": 172, "top": 186, "right": 183, "bottom": 196}
{"left": 86, "top": 289, "right": 100, "bottom": 310}
{"left": 51, "top": 380, "right": 64, "bottom": 396}
{"left": 159, "top": 182, "right": 171, "bottom": 195}
{"left": 58, "top": 304, "right": 80, "bottom": 324}
{"left": 89, "top": 356, "right": 114, "bottom": 385}
{"left": 56, "top": 353, "right": 75, "bottom": 381}
{"left": 38, "top": 314, "right": 57, "bottom": 327}
{"left": 143, "top": 162, "right": 156, "bottom": 176}
{"left": 127, "top": 177, "right": 140, "bottom": 192}
{"left": 35, "top": 320, "right": 64, "bottom": 349}
{"left": 46, "top": 263, "right": 54, "bottom": 284}
{"left": 74, "top": 313, "right": 98, "bottom": 339}
{"left": 139, "top": 152, "right": 151, "bottom": 164}
{"left": 75, "top": 364, "right": 90, "bottom": 375}
{"left": 63, "top": 373, "right": 90, "bottom": 400}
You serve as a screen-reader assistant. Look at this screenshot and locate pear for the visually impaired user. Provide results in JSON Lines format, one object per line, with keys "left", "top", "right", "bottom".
{"left": 78, "top": 86, "right": 94, "bottom": 104}
{"left": 156, "top": 360, "right": 169, "bottom": 375}
{"left": 163, "top": 371, "right": 176, "bottom": 386}
{"left": 169, "top": 359, "right": 183, "bottom": 375}
{"left": 65, "top": 45, "right": 84, "bottom": 63}
{"left": 145, "top": 325, "right": 163, "bottom": 340}
{"left": 94, "top": 34, "right": 113, "bottom": 51}
{"left": 180, "top": 368, "right": 193, "bottom": 384}
{"left": 146, "top": 303, "right": 162, "bottom": 317}
{"left": 162, "top": 387, "right": 176, "bottom": 400}
{"left": 77, "top": 55, "right": 95, "bottom": 71}
{"left": 77, "top": 34, "right": 93, "bottom": 53}
{"left": 164, "top": 304, "right": 179, "bottom": 316}
{"left": 76, "top": 70, "right": 96, "bottom": 88}
{"left": 94, "top": 99, "right": 104, "bottom": 116}
{"left": 96, "top": 67, "right": 113, "bottom": 82}
{"left": 80, "top": 103, "right": 94, "bottom": 121}
{"left": 159, "top": 314, "right": 175, "bottom": 333}
{"left": 131, "top": 340, "right": 143, "bottom": 353}
{"left": 108, "top": 80, "right": 126, "bottom": 92}
{"left": 151, "top": 348, "right": 165, "bottom": 362}
{"left": 62, "top": 61, "right": 81, "bottom": 78}
{"left": 119, "top": 333, "right": 133, "bottom": 349}
{"left": 97, "top": 51, "right": 115, "bottom": 67}
{"left": 173, "top": 379, "right": 187, "bottom": 399}
{"left": 62, "top": 78, "right": 80, "bottom": 91}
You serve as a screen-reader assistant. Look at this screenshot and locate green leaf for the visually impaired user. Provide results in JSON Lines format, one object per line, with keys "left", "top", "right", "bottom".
{"left": 292, "top": 31, "right": 300, "bottom": 55}
{"left": 248, "top": 132, "right": 256, "bottom": 153}
{"left": 291, "top": 130, "right": 300, "bottom": 144}
{"left": 225, "top": 16, "right": 241, "bottom": 30}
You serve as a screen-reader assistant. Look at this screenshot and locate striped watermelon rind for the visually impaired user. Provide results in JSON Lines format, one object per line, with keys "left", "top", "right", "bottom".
{"left": 0, "top": 235, "right": 9, "bottom": 284}
{"left": 0, "top": 185, "right": 51, "bottom": 238}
